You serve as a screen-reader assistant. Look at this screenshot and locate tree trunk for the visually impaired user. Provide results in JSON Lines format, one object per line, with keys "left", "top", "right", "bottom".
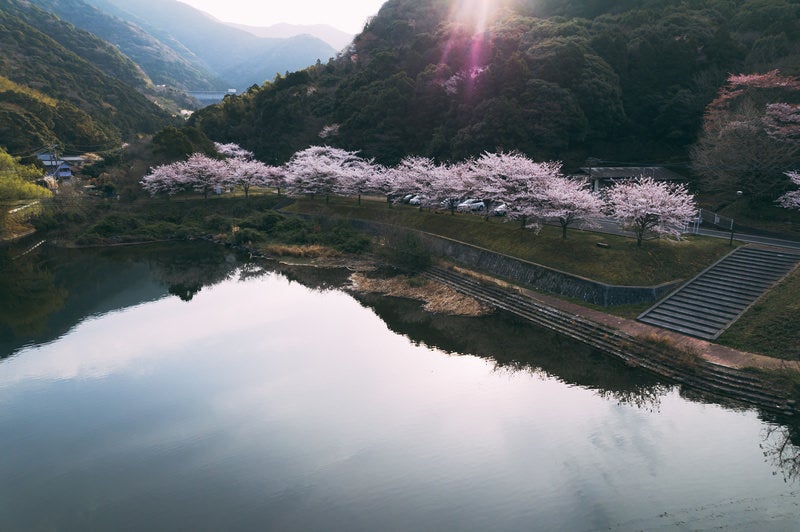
{"left": 561, "top": 221, "right": 568, "bottom": 240}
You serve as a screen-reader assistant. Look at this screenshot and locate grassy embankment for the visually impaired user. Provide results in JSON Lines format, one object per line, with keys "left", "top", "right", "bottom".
{"left": 0, "top": 200, "right": 44, "bottom": 241}
{"left": 284, "top": 195, "right": 736, "bottom": 287}
{"left": 27, "top": 191, "right": 798, "bottom": 361}
{"left": 717, "top": 268, "right": 800, "bottom": 360}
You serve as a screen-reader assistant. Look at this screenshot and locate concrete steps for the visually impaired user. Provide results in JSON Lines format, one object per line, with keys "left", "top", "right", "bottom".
{"left": 424, "top": 266, "right": 795, "bottom": 415}
{"left": 637, "top": 247, "right": 800, "bottom": 340}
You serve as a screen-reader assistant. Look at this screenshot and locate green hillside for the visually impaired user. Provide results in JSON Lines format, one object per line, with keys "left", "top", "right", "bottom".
{"left": 189, "top": 0, "right": 800, "bottom": 167}
{"left": 0, "top": 0, "right": 172, "bottom": 156}
{"left": 29, "top": 0, "right": 226, "bottom": 91}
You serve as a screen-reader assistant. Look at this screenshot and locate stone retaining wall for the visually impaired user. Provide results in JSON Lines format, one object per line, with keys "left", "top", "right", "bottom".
{"left": 349, "top": 219, "right": 680, "bottom": 306}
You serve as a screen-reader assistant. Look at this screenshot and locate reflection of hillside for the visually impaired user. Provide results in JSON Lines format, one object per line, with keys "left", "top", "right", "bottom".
{"left": 0, "top": 242, "right": 241, "bottom": 359}
{"left": 146, "top": 244, "right": 240, "bottom": 301}
{"left": 276, "top": 264, "right": 354, "bottom": 292}
{"left": 354, "top": 292, "right": 668, "bottom": 410}
{"left": 0, "top": 253, "right": 67, "bottom": 337}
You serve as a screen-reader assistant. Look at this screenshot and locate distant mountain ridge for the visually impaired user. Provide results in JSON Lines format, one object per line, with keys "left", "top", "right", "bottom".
{"left": 81, "top": 0, "right": 338, "bottom": 90}
{"left": 29, "top": 0, "right": 226, "bottom": 91}
{"left": 227, "top": 22, "right": 354, "bottom": 51}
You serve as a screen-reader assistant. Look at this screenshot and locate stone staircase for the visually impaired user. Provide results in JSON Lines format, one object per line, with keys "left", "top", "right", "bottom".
{"left": 423, "top": 265, "right": 796, "bottom": 415}
{"left": 637, "top": 246, "right": 800, "bottom": 340}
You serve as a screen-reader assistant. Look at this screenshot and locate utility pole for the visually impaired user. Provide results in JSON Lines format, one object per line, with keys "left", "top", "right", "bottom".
{"left": 45, "top": 143, "right": 61, "bottom": 178}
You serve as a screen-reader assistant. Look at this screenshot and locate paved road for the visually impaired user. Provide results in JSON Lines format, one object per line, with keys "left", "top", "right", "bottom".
{"left": 696, "top": 227, "right": 800, "bottom": 250}
{"left": 577, "top": 217, "right": 800, "bottom": 250}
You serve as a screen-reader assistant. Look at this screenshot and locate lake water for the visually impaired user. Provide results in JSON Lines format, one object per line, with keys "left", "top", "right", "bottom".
{"left": 1, "top": 243, "right": 799, "bottom": 530}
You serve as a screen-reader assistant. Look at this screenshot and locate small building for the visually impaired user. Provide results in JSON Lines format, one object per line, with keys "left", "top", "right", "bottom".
{"left": 576, "top": 166, "right": 687, "bottom": 192}
{"left": 37, "top": 152, "right": 87, "bottom": 179}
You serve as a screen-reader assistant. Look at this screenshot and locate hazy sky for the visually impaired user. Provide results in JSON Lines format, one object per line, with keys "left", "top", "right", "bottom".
{"left": 178, "top": 0, "right": 387, "bottom": 34}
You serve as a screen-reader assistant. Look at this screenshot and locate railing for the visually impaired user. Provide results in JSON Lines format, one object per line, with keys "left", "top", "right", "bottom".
{"left": 683, "top": 208, "right": 734, "bottom": 235}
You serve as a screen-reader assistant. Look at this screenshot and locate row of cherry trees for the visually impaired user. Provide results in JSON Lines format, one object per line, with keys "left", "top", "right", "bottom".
{"left": 141, "top": 144, "right": 697, "bottom": 244}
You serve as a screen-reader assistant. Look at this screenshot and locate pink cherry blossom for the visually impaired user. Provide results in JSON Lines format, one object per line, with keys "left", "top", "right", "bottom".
{"left": 605, "top": 176, "right": 697, "bottom": 246}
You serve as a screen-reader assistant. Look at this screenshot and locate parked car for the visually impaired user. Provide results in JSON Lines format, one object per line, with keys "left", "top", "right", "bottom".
{"left": 408, "top": 195, "right": 422, "bottom": 206}
{"left": 457, "top": 198, "right": 485, "bottom": 212}
{"left": 491, "top": 203, "right": 508, "bottom": 216}
{"left": 401, "top": 193, "right": 415, "bottom": 203}
{"left": 440, "top": 198, "right": 459, "bottom": 209}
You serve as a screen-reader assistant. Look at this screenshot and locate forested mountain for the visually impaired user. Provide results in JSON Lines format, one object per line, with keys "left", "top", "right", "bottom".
{"left": 189, "top": 0, "right": 800, "bottom": 168}
{"left": 81, "top": 0, "right": 338, "bottom": 90}
{"left": 0, "top": 0, "right": 172, "bottom": 157}
{"left": 28, "top": 0, "right": 226, "bottom": 91}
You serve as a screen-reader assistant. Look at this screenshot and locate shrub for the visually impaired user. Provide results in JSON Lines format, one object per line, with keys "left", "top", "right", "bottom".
{"left": 378, "top": 231, "right": 432, "bottom": 273}
{"left": 90, "top": 213, "right": 140, "bottom": 236}
{"left": 320, "top": 224, "right": 371, "bottom": 254}
{"left": 232, "top": 227, "right": 264, "bottom": 245}
{"left": 203, "top": 214, "right": 230, "bottom": 232}
{"left": 135, "top": 221, "right": 183, "bottom": 239}
{"left": 239, "top": 212, "right": 284, "bottom": 232}
{"left": 273, "top": 217, "right": 312, "bottom": 244}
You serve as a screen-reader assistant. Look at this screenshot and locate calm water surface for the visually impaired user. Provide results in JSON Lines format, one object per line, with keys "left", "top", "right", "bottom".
{"left": 1, "top": 243, "right": 799, "bottom": 530}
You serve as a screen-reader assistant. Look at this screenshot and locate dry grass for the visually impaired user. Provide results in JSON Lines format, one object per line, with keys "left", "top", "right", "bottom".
{"left": 261, "top": 244, "right": 342, "bottom": 258}
{"left": 350, "top": 272, "right": 492, "bottom": 316}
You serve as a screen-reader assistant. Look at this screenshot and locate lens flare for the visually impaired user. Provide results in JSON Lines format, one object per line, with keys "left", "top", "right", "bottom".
{"left": 438, "top": 0, "right": 507, "bottom": 96}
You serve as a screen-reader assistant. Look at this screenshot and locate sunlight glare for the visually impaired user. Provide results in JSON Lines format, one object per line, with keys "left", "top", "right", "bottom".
{"left": 448, "top": 0, "right": 506, "bottom": 34}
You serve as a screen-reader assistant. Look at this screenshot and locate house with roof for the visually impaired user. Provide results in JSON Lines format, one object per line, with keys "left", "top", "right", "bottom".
{"left": 36, "top": 152, "right": 86, "bottom": 179}
{"left": 575, "top": 166, "right": 687, "bottom": 192}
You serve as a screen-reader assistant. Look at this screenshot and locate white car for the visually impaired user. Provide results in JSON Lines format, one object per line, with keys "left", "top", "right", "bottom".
{"left": 491, "top": 203, "right": 508, "bottom": 216}
{"left": 457, "top": 198, "right": 485, "bottom": 212}
{"left": 408, "top": 195, "right": 422, "bottom": 206}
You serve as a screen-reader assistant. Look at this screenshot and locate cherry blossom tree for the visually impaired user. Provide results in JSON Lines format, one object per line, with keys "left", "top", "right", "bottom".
{"left": 226, "top": 157, "right": 282, "bottom": 199}
{"left": 368, "top": 164, "right": 398, "bottom": 204}
{"left": 430, "top": 162, "right": 467, "bottom": 214}
{"left": 182, "top": 154, "right": 229, "bottom": 199}
{"left": 336, "top": 157, "right": 381, "bottom": 205}
{"left": 470, "top": 151, "right": 561, "bottom": 226}
{"left": 141, "top": 154, "right": 228, "bottom": 199}
{"left": 692, "top": 70, "right": 800, "bottom": 200}
{"left": 214, "top": 142, "right": 254, "bottom": 160}
{"left": 537, "top": 177, "right": 603, "bottom": 239}
{"left": 604, "top": 176, "right": 697, "bottom": 246}
{"left": 140, "top": 162, "right": 189, "bottom": 198}
{"left": 776, "top": 171, "right": 800, "bottom": 210}
{"left": 285, "top": 146, "right": 366, "bottom": 202}
{"left": 385, "top": 156, "right": 442, "bottom": 207}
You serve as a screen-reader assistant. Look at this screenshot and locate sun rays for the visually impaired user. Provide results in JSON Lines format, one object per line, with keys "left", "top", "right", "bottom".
{"left": 448, "top": 0, "right": 502, "bottom": 34}
{"left": 438, "top": 0, "right": 508, "bottom": 95}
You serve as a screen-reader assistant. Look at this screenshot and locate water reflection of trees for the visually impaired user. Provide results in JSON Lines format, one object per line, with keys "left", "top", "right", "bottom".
{"left": 0, "top": 250, "right": 67, "bottom": 338}
{"left": 276, "top": 263, "right": 354, "bottom": 292}
{"left": 353, "top": 292, "right": 669, "bottom": 411}
{"left": 146, "top": 244, "right": 240, "bottom": 301}
{"left": 1, "top": 242, "right": 244, "bottom": 358}
{"left": 761, "top": 422, "right": 800, "bottom": 483}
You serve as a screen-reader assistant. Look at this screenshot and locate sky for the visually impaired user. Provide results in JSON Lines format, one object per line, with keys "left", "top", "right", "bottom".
{"left": 178, "top": 0, "right": 387, "bottom": 34}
